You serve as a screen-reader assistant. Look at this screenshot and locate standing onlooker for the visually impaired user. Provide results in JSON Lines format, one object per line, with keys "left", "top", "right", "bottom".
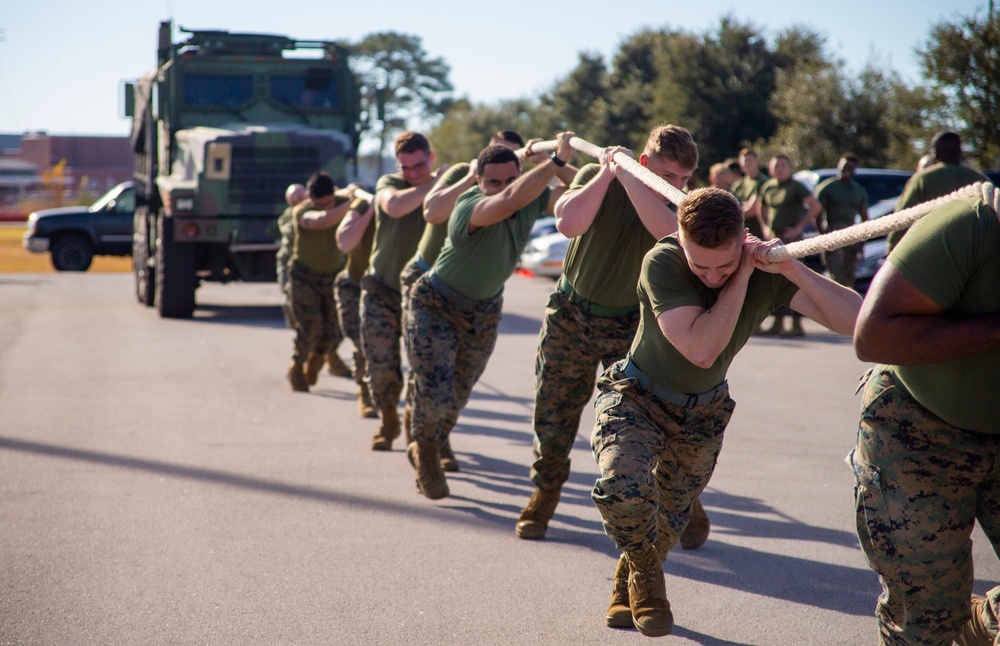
{"left": 756, "top": 154, "right": 821, "bottom": 337}
{"left": 731, "top": 148, "right": 769, "bottom": 239}
{"left": 886, "top": 131, "right": 989, "bottom": 253}
{"left": 708, "top": 162, "right": 734, "bottom": 192}
{"left": 810, "top": 154, "right": 869, "bottom": 288}
{"left": 276, "top": 183, "right": 306, "bottom": 327}
{"left": 852, "top": 191, "right": 1000, "bottom": 645}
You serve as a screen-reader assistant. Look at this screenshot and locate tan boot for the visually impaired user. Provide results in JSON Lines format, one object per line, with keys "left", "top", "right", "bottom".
{"left": 357, "top": 383, "right": 378, "bottom": 419}
{"left": 626, "top": 545, "right": 673, "bottom": 637}
{"left": 287, "top": 360, "right": 309, "bottom": 393}
{"left": 955, "top": 595, "right": 997, "bottom": 646}
{"left": 515, "top": 486, "right": 562, "bottom": 540}
{"left": 679, "top": 497, "right": 710, "bottom": 550}
{"left": 304, "top": 352, "right": 325, "bottom": 386}
{"left": 606, "top": 553, "right": 633, "bottom": 628}
{"left": 371, "top": 406, "right": 400, "bottom": 451}
{"left": 407, "top": 441, "right": 449, "bottom": 499}
{"left": 439, "top": 439, "right": 459, "bottom": 472}
{"left": 327, "top": 351, "right": 352, "bottom": 377}
{"left": 403, "top": 403, "right": 413, "bottom": 445}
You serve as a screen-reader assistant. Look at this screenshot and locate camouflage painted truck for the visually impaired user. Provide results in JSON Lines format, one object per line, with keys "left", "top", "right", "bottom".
{"left": 124, "top": 21, "right": 361, "bottom": 318}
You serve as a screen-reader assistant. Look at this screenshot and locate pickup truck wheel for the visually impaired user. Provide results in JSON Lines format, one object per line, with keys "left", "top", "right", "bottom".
{"left": 133, "top": 208, "right": 155, "bottom": 306}
{"left": 50, "top": 234, "right": 94, "bottom": 271}
{"left": 155, "top": 212, "right": 197, "bottom": 319}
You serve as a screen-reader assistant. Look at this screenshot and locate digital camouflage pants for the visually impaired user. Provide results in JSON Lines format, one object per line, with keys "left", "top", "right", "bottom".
{"left": 591, "top": 360, "right": 734, "bottom": 557}
{"left": 405, "top": 274, "right": 502, "bottom": 448}
{"left": 822, "top": 243, "right": 860, "bottom": 288}
{"left": 289, "top": 264, "right": 342, "bottom": 364}
{"left": 359, "top": 274, "right": 404, "bottom": 411}
{"left": 399, "top": 258, "right": 427, "bottom": 414}
{"left": 850, "top": 367, "right": 1000, "bottom": 645}
{"left": 531, "top": 290, "right": 639, "bottom": 490}
{"left": 335, "top": 271, "right": 363, "bottom": 384}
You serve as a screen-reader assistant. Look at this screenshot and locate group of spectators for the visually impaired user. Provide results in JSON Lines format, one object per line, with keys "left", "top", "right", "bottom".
{"left": 272, "top": 124, "right": 1000, "bottom": 644}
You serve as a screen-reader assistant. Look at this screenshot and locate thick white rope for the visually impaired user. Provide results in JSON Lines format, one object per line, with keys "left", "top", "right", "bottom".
{"left": 527, "top": 136, "right": 1000, "bottom": 262}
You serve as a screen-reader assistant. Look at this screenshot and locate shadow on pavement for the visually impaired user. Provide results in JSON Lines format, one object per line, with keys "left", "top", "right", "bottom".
{"left": 192, "top": 303, "right": 287, "bottom": 329}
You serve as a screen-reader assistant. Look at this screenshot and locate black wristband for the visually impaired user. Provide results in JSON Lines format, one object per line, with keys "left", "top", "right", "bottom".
{"left": 550, "top": 152, "right": 567, "bottom": 167}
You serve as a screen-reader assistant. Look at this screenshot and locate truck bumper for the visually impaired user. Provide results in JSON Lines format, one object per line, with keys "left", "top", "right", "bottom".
{"left": 23, "top": 235, "right": 49, "bottom": 253}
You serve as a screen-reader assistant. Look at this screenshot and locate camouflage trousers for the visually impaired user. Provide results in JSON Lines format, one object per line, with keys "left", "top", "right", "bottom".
{"left": 335, "top": 271, "right": 363, "bottom": 384}
{"left": 405, "top": 274, "right": 502, "bottom": 448}
{"left": 399, "top": 257, "right": 429, "bottom": 413}
{"left": 850, "top": 367, "right": 1000, "bottom": 645}
{"left": 591, "top": 360, "right": 734, "bottom": 557}
{"left": 531, "top": 290, "right": 639, "bottom": 489}
{"left": 822, "top": 243, "right": 860, "bottom": 288}
{"left": 289, "top": 263, "right": 343, "bottom": 363}
{"left": 359, "top": 274, "right": 404, "bottom": 411}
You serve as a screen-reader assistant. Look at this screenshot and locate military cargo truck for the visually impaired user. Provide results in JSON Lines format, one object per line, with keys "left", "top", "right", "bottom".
{"left": 124, "top": 21, "right": 361, "bottom": 318}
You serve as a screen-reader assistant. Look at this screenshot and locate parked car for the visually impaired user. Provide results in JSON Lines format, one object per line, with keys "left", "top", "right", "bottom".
{"left": 22, "top": 181, "right": 135, "bottom": 271}
{"left": 530, "top": 215, "right": 558, "bottom": 240}
{"left": 519, "top": 231, "right": 569, "bottom": 280}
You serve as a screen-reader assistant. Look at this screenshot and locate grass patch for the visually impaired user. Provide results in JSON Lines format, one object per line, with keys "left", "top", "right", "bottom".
{"left": 0, "top": 225, "right": 131, "bottom": 273}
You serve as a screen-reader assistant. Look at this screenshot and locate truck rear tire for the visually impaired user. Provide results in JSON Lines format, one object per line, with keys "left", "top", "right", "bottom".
{"left": 51, "top": 234, "right": 94, "bottom": 272}
{"left": 155, "top": 212, "right": 197, "bottom": 318}
{"left": 133, "top": 207, "right": 155, "bottom": 306}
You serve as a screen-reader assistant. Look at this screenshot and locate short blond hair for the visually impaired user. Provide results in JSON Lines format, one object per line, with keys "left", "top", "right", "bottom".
{"left": 644, "top": 124, "right": 698, "bottom": 171}
{"left": 678, "top": 187, "right": 744, "bottom": 249}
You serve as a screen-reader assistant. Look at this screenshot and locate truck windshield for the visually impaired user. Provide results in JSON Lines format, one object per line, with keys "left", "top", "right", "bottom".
{"left": 183, "top": 74, "right": 254, "bottom": 107}
{"left": 270, "top": 70, "right": 338, "bottom": 109}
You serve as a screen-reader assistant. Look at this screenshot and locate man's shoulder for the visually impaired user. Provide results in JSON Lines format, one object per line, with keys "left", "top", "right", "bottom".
{"left": 376, "top": 173, "right": 408, "bottom": 192}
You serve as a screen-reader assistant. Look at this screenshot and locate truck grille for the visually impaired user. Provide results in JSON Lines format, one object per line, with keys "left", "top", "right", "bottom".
{"left": 228, "top": 146, "right": 319, "bottom": 210}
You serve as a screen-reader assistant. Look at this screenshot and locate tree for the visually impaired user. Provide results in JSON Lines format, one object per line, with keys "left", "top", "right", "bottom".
{"left": 429, "top": 98, "right": 539, "bottom": 164}
{"left": 349, "top": 32, "right": 454, "bottom": 173}
{"left": 919, "top": 10, "right": 1000, "bottom": 167}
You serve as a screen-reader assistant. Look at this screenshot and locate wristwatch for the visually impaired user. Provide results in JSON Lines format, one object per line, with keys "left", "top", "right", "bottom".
{"left": 550, "top": 152, "right": 567, "bottom": 167}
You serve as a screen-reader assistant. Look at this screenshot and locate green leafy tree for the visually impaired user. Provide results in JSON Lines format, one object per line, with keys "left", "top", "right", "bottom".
{"left": 919, "top": 10, "right": 1000, "bottom": 167}
{"left": 349, "top": 32, "right": 454, "bottom": 173}
{"left": 429, "top": 98, "right": 539, "bottom": 164}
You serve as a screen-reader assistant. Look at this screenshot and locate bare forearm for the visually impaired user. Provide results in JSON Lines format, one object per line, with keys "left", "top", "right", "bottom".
{"left": 554, "top": 168, "right": 614, "bottom": 237}
{"left": 617, "top": 169, "right": 677, "bottom": 240}
{"left": 336, "top": 209, "right": 373, "bottom": 252}
{"left": 381, "top": 183, "right": 434, "bottom": 218}
{"left": 665, "top": 278, "right": 750, "bottom": 368}
{"left": 856, "top": 313, "right": 1000, "bottom": 364}
{"left": 302, "top": 201, "right": 353, "bottom": 231}
{"left": 785, "top": 261, "right": 861, "bottom": 335}
{"left": 424, "top": 174, "right": 475, "bottom": 224}
{"left": 471, "top": 160, "right": 562, "bottom": 229}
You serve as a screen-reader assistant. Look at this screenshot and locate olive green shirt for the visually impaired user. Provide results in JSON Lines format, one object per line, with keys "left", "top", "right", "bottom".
{"left": 883, "top": 197, "right": 1000, "bottom": 433}
{"left": 369, "top": 173, "right": 427, "bottom": 291}
{"left": 731, "top": 172, "right": 768, "bottom": 238}
{"left": 760, "top": 177, "right": 812, "bottom": 233}
{"left": 345, "top": 197, "right": 374, "bottom": 282}
{"left": 430, "top": 185, "right": 550, "bottom": 301}
{"left": 815, "top": 177, "right": 869, "bottom": 230}
{"left": 561, "top": 164, "right": 658, "bottom": 308}
{"left": 887, "top": 163, "right": 989, "bottom": 251}
{"left": 291, "top": 195, "right": 349, "bottom": 275}
{"left": 416, "top": 163, "right": 471, "bottom": 266}
{"left": 630, "top": 235, "right": 798, "bottom": 393}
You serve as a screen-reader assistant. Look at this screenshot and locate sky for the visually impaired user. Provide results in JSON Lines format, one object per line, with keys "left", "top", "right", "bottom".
{"left": 0, "top": 0, "right": 988, "bottom": 138}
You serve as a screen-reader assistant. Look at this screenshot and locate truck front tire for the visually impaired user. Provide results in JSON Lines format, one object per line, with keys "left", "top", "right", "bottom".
{"left": 155, "top": 212, "right": 197, "bottom": 319}
{"left": 133, "top": 207, "right": 155, "bottom": 306}
{"left": 50, "top": 234, "right": 94, "bottom": 272}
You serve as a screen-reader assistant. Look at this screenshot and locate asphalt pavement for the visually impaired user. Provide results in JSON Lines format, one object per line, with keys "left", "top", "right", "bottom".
{"left": 1, "top": 272, "right": 998, "bottom": 645}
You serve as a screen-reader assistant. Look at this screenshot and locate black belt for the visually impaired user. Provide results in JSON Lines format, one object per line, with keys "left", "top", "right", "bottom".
{"left": 622, "top": 357, "right": 727, "bottom": 408}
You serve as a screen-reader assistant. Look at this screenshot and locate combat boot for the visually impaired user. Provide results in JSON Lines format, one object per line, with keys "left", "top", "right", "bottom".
{"left": 371, "top": 406, "right": 400, "bottom": 451}
{"left": 606, "top": 553, "right": 633, "bottom": 628}
{"left": 304, "top": 352, "right": 325, "bottom": 386}
{"left": 439, "top": 439, "right": 460, "bottom": 472}
{"left": 327, "top": 352, "right": 353, "bottom": 378}
{"left": 626, "top": 545, "right": 673, "bottom": 637}
{"left": 287, "top": 360, "right": 309, "bottom": 393}
{"left": 403, "top": 403, "right": 413, "bottom": 445}
{"left": 955, "top": 595, "right": 997, "bottom": 646}
{"left": 679, "top": 497, "right": 711, "bottom": 550}
{"left": 407, "top": 441, "right": 449, "bottom": 499}
{"left": 357, "top": 383, "right": 377, "bottom": 418}
{"left": 515, "top": 486, "right": 562, "bottom": 540}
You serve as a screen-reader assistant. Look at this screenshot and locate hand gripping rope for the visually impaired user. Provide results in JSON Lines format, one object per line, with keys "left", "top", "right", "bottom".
{"left": 527, "top": 136, "right": 999, "bottom": 263}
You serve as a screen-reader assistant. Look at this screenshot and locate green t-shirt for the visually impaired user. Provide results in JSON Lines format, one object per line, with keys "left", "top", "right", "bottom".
{"left": 884, "top": 196, "right": 1000, "bottom": 433}
{"left": 416, "top": 162, "right": 470, "bottom": 266}
{"left": 760, "top": 177, "right": 812, "bottom": 233}
{"left": 291, "top": 195, "right": 349, "bottom": 275}
{"left": 630, "top": 235, "right": 798, "bottom": 393}
{"left": 561, "top": 164, "right": 657, "bottom": 308}
{"left": 369, "top": 173, "right": 426, "bottom": 291}
{"left": 430, "top": 185, "right": 550, "bottom": 301}
{"left": 816, "top": 177, "right": 869, "bottom": 230}
{"left": 887, "top": 163, "right": 990, "bottom": 251}
{"left": 345, "top": 197, "right": 374, "bottom": 282}
{"left": 731, "top": 172, "right": 768, "bottom": 239}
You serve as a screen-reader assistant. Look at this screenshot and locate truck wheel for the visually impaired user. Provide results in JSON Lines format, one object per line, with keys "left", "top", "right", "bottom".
{"left": 133, "top": 207, "right": 155, "bottom": 306}
{"left": 50, "top": 234, "right": 94, "bottom": 271}
{"left": 155, "top": 212, "right": 197, "bottom": 319}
